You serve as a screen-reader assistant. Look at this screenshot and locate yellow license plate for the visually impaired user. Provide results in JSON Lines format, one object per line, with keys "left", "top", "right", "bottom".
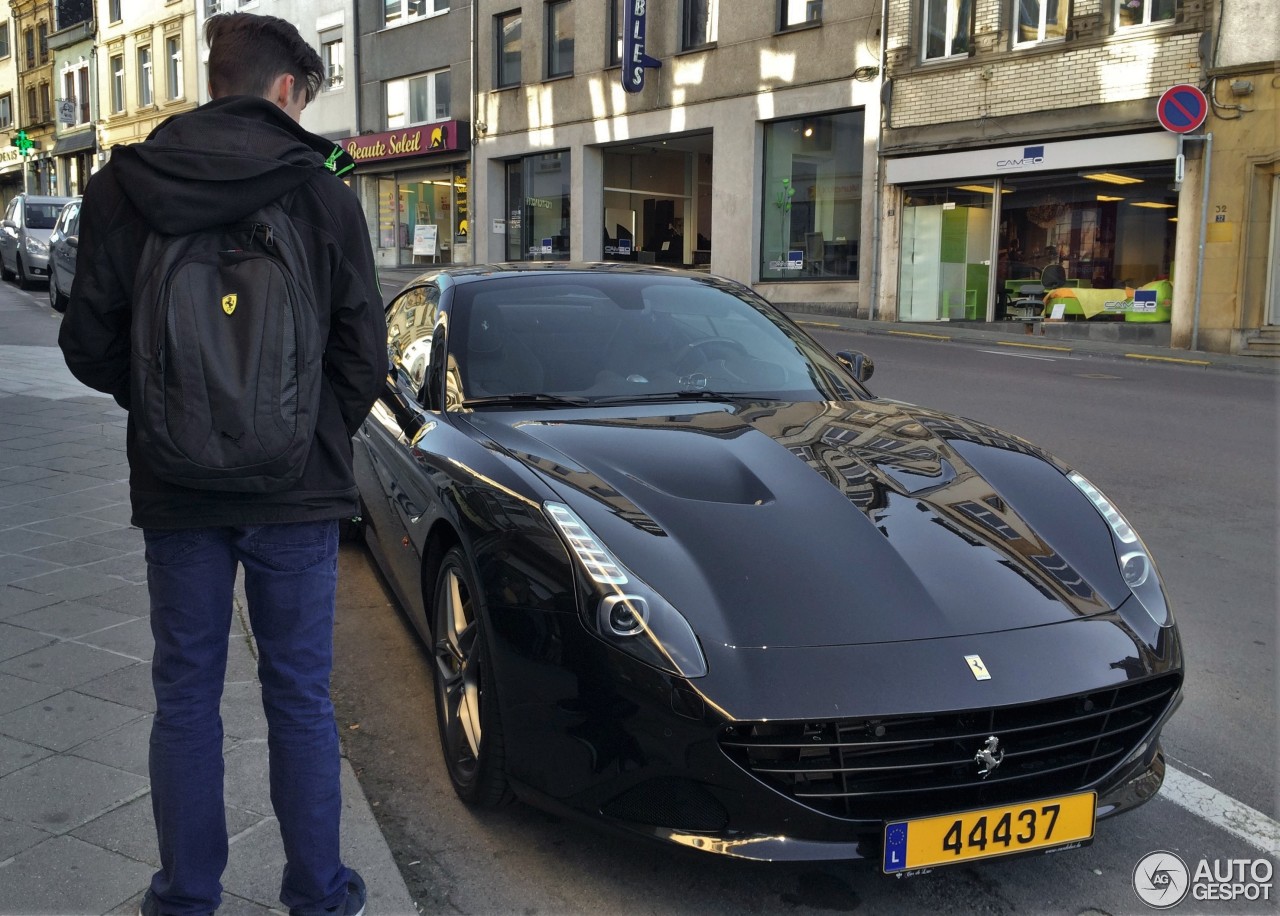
{"left": 883, "top": 792, "right": 1095, "bottom": 873}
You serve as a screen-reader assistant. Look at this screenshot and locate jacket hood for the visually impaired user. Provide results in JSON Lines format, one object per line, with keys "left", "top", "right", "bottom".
{"left": 109, "top": 95, "right": 351, "bottom": 234}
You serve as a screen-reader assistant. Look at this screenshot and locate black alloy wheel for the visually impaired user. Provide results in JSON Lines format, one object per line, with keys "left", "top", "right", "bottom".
{"left": 431, "top": 545, "right": 510, "bottom": 807}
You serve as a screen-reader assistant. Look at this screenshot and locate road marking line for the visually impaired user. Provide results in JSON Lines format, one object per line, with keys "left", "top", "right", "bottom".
{"left": 887, "top": 330, "right": 952, "bottom": 341}
{"left": 797, "top": 321, "right": 843, "bottom": 329}
{"left": 1125, "top": 353, "right": 1212, "bottom": 367}
{"left": 996, "top": 340, "right": 1075, "bottom": 352}
{"left": 977, "top": 348, "right": 1057, "bottom": 361}
{"left": 1162, "top": 764, "right": 1280, "bottom": 857}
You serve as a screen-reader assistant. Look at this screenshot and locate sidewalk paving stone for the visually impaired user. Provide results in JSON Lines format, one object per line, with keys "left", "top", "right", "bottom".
{"left": 0, "top": 673, "right": 60, "bottom": 716}
{"left": 75, "top": 664, "right": 155, "bottom": 714}
{"left": 0, "top": 813, "right": 52, "bottom": 862}
{"left": 0, "top": 528, "right": 66, "bottom": 553}
{"left": 0, "top": 624, "right": 55, "bottom": 662}
{"left": 70, "top": 714, "right": 153, "bottom": 777}
{"left": 20, "top": 516, "right": 121, "bottom": 540}
{"left": 4, "top": 602, "right": 139, "bottom": 640}
{"left": 0, "top": 641, "right": 138, "bottom": 688}
{"left": 0, "top": 586, "right": 60, "bottom": 619}
{"left": 0, "top": 754, "right": 149, "bottom": 835}
{"left": 21, "top": 539, "right": 129, "bottom": 568}
{"left": 0, "top": 733, "right": 52, "bottom": 778}
{"left": 9, "top": 567, "right": 132, "bottom": 602}
{"left": 0, "top": 690, "right": 147, "bottom": 753}
{"left": 0, "top": 835, "right": 155, "bottom": 916}
{"left": 76, "top": 619, "right": 154, "bottom": 661}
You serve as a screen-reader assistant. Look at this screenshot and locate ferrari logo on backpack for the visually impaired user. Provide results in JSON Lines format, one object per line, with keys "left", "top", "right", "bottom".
{"left": 221, "top": 294, "right": 237, "bottom": 315}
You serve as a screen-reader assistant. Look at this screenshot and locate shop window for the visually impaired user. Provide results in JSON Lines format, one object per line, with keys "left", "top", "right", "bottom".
{"left": 780, "top": 0, "right": 822, "bottom": 30}
{"left": 603, "top": 144, "right": 710, "bottom": 267}
{"left": 505, "top": 152, "right": 571, "bottom": 261}
{"left": 1116, "top": 0, "right": 1175, "bottom": 28}
{"left": 496, "top": 11, "right": 521, "bottom": 88}
{"left": 384, "top": 0, "right": 448, "bottom": 27}
{"left": 1012, "top": 0, "right": 1066, "bottom": 46}
{"left": 138, "top": 46, "right": 154, "bottom": 107}
{"left": 608, "top": 0, "right": 622, "bottom": 66}
{"left": 110, "top": 54, "right": 125, "bottom": 113}
{"left": 922, "top": 0, "right": 971, "bottom": 60}
{"left": 546, "top": 0, "right": 574, "bottom": 79}
{"left": 681, "top": 0, "right": 718, "bottom": 50}
{"left": 760, "top": 111, "right": 865, "bottom": 281}
{"left": 386, "top": 68, "right": 450, "bottom": 128}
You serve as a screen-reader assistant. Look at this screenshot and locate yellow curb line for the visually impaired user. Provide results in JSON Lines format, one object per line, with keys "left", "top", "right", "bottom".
{"left": 995, "top": 340, "right": 1074, "bottom": 353}
{"left": 887, "top": 330, "right": 952, "bottom": 341}
{"left": 1124, "top": 353, "right": 1212, "bottom": 367}
{"left": 797, "top": 321, "right": 843, "bottom": 329}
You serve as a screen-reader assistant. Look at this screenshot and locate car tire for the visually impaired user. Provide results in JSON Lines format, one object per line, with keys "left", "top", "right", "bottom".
{"left": 16, "top": 256, "right": 33, "bottom": 290}
{"left": 0, "top": 256, "right": 13, "bottom": 282}
{"left": 431, "top": 545, "right": 511, "bottom": 807}
{"left": 48, "top": 273, "right": 67, "bottom": 313}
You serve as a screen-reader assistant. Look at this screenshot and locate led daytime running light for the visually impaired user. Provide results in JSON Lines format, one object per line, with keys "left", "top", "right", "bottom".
{"left": 1067, "top": 472, "right": 1137, "bottom": 544}
{"left": 545, "top": 503, "right": 629, "bottom": 585}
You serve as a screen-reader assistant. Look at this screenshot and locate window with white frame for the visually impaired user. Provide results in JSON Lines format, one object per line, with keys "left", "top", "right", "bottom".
{"left": 138, "top": 46, "right": 154, "bottom": 107}
{"left": 109, "top": 54, "right": 124, "bottom": 113}
{"left": 385, "top": 68, "right": 450, "bottom": 128}
{"left": 109, "top": 0, "right": 122, "bottom": 23}
{"left": 546, "top": 0, "right": 574, "bottom": 78}
{"left": 1116, "top": 0, "right": 1175, "bottom": 28}
{"left": 166, "top": 36, "right": 182, "bottom": 100}
{"left": 780, "top": 0, "right": 822, "bottom": 29}
{"left": 322, "top": 37, "right": 344, "bottom": 90}
{"left": 62, "top": 63, "right": 90, "bottom": 125}
{"left": 0, "top": 94, "right": 10, "bottom": 129}
{"left": 384, "top": 0, "right": 448, "bottom": 27}
{"left": 922, "top": 0, "right": 972, "bottom": 59}
{"left": 681, "top": 0, "right": 718, "bottom": 49}
{"left": 1014, "top": 0, "right": 1065, "bottom": 45}
{"left": 110, "top": 53, "right": 124, "bottom": 113}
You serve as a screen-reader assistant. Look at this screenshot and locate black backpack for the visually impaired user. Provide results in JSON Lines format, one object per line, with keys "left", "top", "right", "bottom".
{"left": 130, "top": 196, "right": 323, "bottom": 492}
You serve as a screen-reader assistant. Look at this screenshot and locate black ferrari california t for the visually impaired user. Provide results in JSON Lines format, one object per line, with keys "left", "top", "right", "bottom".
{"left": 352, "top": 263, "right": 1182, "bottom": 874}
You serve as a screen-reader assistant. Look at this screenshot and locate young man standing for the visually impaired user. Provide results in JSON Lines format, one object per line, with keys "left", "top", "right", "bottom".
{"left": 58, "top": 14, "right": 385, "bottom": 916}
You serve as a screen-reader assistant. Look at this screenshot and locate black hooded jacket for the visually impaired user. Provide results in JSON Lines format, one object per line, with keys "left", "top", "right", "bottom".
{"left": 58, "top": 96, "right": 387, "bottom": 529}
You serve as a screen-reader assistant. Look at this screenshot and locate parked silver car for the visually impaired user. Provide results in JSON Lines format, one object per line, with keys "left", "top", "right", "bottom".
{"left": 1, "top": 193, "right": 72, "bottom": 289}
{"left": 47, "top": 197, "right": 82, "bottom": 313}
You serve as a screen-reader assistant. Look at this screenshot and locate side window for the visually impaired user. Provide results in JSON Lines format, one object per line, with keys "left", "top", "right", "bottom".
{"left": 4, "top": 198, "right": 16, "bottom": 222}
{"left": 68, "top": 203, "right": 80, "bottom": 236}
{"left": 386, "top": 285, "right": 441, "bottom": 396}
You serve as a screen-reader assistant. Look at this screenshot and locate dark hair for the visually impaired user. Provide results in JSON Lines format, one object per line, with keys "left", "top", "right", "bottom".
{"left": 205, "top": 13, "right": 323, "bottom": 105}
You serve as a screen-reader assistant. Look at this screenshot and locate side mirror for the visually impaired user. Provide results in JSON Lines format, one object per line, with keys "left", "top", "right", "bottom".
{"left": 66, "top": 236, "right": 78, "bottom": 249}
{"left": 1, "top": 219, "right": 15, "bottom": 230}
{"left": 835, "top": 349, "right": 875, "bottom": 383}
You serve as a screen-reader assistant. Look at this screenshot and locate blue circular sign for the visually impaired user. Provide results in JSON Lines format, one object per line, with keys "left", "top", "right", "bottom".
{"left": 1156, "top": 84, "right": 1208, "bottom": 134}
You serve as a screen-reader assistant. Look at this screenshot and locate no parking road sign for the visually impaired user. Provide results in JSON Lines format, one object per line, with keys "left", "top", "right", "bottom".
{"left": 1156, "top": 84, "right": 1208, "bottom": 134}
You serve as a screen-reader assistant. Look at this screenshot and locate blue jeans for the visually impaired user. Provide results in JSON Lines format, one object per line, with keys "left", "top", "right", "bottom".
{"left": 143, "top": 521, "right": 353, "bottom": 915}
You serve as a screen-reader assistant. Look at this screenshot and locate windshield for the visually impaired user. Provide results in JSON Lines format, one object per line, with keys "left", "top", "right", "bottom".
{"left": 448, "top": 273, "right": 863, "bottom": 405}
{"left": 24, "top": 204, "right": 63, "bottom": 230}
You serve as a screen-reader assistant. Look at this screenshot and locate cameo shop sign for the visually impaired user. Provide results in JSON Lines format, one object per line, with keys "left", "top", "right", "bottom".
{"left": 343, "top": 120, "right": 464, "bottom": 165}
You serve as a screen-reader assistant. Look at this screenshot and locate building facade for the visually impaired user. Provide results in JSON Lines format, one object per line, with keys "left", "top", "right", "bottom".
{"left": 10, "top": 0, "right": 57, "bottom": 194}
{"left": 0, "top": 4, "right": 24, "bottom": 203}
{"left": 468, "top": 0, "right": 883, "bottom": 315}
{"left": 351, "top": 0, "right": 472, "bottom": 270}
{"left": 47, "top": 0, "right": 94, "bottom": 197}
{"left": 95, "top": 0, "right": 198, "bottom": 157}
{"left": 876, "top": 0, "right": 1271, "bottom": 354}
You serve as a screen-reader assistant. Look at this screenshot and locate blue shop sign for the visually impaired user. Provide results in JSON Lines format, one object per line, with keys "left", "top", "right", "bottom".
{"left": 622, "top": 0, "right": 662, "bottom": 93}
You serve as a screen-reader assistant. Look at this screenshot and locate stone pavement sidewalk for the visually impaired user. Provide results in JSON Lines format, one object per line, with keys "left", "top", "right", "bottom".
{"left": 0, "top": 344, "right": 416, "bottom": 915}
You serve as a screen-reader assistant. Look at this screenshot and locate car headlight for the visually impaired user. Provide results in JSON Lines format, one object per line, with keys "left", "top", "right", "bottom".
{"left": 24, "top": 237, "right": 47, "bottom": 256}
{"left": 1067, "top": 471, "right": 1171, "bottom": 626}
{"left": 545, "top": 501, "right": 708, "bottom": 678}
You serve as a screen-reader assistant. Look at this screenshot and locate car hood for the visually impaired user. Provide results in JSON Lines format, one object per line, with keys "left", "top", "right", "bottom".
{"left": 465, "top": 399, "right": 1131, "bottom": 649}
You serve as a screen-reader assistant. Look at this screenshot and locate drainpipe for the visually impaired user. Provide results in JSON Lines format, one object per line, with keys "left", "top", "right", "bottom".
{"left": 351, "top": 0, "right": 362, "bottom": 133}
{"left": 1191, "top": 131, "right": 1211, "bottom": 352}
{"left": 868, "top": 0, "right": 889, "bottom": 321}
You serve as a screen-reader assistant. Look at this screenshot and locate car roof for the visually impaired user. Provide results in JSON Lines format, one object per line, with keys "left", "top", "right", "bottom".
{"left": 401, "top": 262, "right": 720, "bottom": 289}
{"left": 19, "top": 195, "right": 73, "bottom": 204}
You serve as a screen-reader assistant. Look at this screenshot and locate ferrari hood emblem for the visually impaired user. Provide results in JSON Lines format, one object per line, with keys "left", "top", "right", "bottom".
{"left": 965, "top": 654, "right": 991, "bottom": 680}
{"left": 974, "top": 736, "right": 1004, "bottom": 778}
{"left": 222, "top": 294, "right": 237, "bottom": 315}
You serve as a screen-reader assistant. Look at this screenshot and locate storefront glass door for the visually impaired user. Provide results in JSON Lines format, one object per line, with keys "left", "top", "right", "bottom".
{"left": 898, "top": 186, "right": 993, "bottom": 321}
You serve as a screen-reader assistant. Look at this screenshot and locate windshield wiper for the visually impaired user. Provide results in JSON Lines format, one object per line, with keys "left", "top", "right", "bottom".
{"left": 461, "top": 393, "right": 592, "bottom": 408}
{"left": 591, "top": 390, "right": 752, "bottom": 404}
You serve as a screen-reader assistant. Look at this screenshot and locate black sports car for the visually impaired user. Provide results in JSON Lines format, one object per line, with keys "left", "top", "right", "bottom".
{"left": 353, "top": 263, "right": 1181, "bottom": 873}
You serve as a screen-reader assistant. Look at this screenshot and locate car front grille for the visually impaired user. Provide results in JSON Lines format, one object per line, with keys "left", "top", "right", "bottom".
{"left": 719, "top": 673, "right": 1181, "bottom": 822}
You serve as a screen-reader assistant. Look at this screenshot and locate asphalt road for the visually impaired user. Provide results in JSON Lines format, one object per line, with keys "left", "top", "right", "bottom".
{"left": 331, "top": 321, "right": 1278, "bottom": 915}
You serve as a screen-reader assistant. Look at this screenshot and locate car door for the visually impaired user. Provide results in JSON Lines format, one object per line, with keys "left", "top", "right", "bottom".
{"left": 50, "top": 200, "right": 79, "bottom": 290}
{"left": 355, "top": 283, "right": 446, "bottom": 610}
{"left": 0, "top": 197, "right": 18, "bottom": 271}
